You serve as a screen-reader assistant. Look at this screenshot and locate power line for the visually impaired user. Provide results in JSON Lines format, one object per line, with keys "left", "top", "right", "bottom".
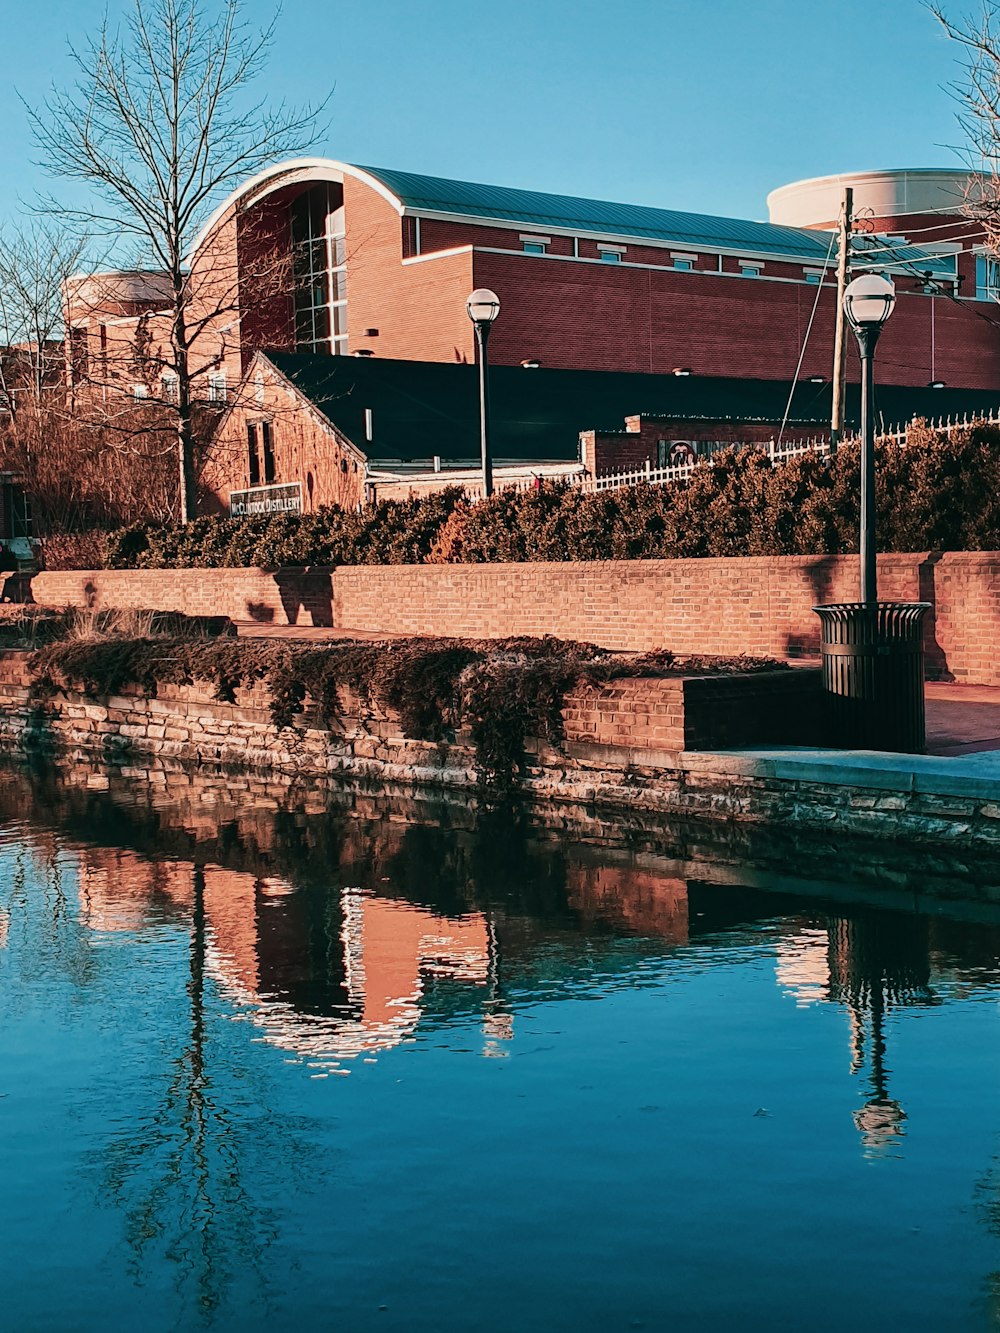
{"left": 777, "top": 226, "right": 838, "bottom": 446}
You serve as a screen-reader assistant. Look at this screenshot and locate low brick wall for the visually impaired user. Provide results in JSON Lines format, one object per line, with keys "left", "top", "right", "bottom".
{"left": 24, "top": 550, "right": 1000, "bottom": 686}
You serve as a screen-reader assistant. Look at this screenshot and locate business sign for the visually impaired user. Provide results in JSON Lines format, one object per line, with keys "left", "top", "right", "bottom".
{"left": 230, "top": 482, "right": 303, "bottom": 518}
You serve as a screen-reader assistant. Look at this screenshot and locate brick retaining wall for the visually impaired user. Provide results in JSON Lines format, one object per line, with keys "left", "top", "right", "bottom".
{"left": 24, "top": 549, "right": 1000, "bottom": 684}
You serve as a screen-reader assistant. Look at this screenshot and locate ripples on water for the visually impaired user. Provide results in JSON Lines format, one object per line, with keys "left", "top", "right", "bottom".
{"left": 2, "top": 759, "right": 1000, "bottom": 1331}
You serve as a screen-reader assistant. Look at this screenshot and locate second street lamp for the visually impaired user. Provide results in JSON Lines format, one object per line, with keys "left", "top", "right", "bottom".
{"left": 467, "top": 288, "right": 501, "bottom": 498}
{"left": 843, "top": 272, "right": 895, "bottom": 603}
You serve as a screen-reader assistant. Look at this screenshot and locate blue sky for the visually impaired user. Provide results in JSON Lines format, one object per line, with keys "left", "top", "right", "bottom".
{"left": 0, "top": 0, "right": 975, "bottom": 228}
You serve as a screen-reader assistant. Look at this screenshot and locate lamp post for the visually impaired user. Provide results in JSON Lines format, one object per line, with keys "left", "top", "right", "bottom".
{"left": 813, "top": 271, "right": 930, "bottom": 754}
{"left": 843, "top": 273, "right": 895, "bottom": 603}
{"left": 467, "top": 288, "right": 501, "bottom": 498}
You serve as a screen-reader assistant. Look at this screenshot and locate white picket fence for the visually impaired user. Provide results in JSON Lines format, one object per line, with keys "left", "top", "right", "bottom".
{"left": 574, "top": 407, "right": 1000, "bottom": 495}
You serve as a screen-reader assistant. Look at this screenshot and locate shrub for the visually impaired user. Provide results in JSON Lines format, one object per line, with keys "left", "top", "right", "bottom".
{"left": 65, "top": 421, "right": 1000, "bottom": 569}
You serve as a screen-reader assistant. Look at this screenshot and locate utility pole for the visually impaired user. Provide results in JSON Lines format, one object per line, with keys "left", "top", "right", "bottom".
{"left": 830, "top": 186, "right": 853, "bottom": 453}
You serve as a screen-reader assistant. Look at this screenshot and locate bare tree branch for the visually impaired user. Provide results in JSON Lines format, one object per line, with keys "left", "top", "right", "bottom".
{"left": 28, "top": 0, "right": 328, "bottom": 522}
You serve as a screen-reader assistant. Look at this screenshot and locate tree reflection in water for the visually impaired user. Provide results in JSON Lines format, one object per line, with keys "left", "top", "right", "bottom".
{"left": 98, "top": 864, "right": 313, "bottom": 1320}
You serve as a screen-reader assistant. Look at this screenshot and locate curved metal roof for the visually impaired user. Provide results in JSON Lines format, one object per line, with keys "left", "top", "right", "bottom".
{"left": 354, "top": 164, "right": 837, "bottom": 259}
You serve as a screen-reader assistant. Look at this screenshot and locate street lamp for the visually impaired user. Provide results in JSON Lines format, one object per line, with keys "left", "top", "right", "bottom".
{"left": 467, "top": 288, "right": 501, "bottom": 497}
{"left": 844, "top": 272, "right": 895, "bottom": 604}
{"left": 813, "top": 271, "right": 930, "bottom": 754}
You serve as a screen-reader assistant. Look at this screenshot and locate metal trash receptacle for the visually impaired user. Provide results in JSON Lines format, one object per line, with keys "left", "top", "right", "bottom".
{"left": 812, "top": 602, "right": 931, "bottom": 753}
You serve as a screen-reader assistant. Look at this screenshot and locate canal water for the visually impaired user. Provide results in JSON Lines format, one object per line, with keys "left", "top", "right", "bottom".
{"left": 3, "top": 759, "right": 1000, "bottom": 1332}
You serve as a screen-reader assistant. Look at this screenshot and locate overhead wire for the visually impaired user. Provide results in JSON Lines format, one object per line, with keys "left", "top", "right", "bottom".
{"left": 776, "top": 224, "right": 838, "bottom": 446}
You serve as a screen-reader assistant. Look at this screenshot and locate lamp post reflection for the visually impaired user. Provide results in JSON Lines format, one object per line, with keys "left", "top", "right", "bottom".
{"left": 778, "top": 910, "right": 936, "bottom": 1156}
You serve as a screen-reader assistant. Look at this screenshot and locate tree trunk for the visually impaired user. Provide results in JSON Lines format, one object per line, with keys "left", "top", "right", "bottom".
{"left": 172, "top": 295, "right": 197, "bottom": 525}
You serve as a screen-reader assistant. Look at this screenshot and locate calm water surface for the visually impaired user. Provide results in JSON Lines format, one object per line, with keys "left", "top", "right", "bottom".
{"left": 3, "top": 760, "right": 1000, "bottom": 1331}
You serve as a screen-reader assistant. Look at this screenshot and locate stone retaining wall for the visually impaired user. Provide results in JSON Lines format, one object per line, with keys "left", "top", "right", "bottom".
{"left": 24, "top": 549, "right": 1000, "bottom": 685}
{"left": 0, "top": 652, "right": 996, "bottom": 848}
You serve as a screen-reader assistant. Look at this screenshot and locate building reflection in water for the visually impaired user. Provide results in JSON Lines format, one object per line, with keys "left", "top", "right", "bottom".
{"left": 210, "top": 875, "right": 495, "bottom": 1074}
{"left": 74, "top": 845, "right": 499, "bottom": 1074}
{"left": 58, "top": 795, "right": 943, "bottom": 1149}
{"left": 777, "top": 912, "right": 936, "bottom": 1156}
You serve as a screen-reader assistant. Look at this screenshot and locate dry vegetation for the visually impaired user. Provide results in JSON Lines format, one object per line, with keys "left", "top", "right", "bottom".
{"left": 25, "top": 629, "right": 784, "bottom": 793}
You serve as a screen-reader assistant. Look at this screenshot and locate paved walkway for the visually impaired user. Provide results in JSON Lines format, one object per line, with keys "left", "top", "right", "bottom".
{"left": 925, "top": 682, "right": 1000, "bottom": 757}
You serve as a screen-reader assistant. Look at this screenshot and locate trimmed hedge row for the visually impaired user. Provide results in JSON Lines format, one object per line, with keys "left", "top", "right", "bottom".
{"left": 42, "top": 421, "right": 1000, "bottom": 569}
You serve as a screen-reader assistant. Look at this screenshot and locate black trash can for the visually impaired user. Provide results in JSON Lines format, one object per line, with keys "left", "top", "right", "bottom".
{"left": 812, "top": 602, "right": 931, "bottom": 753}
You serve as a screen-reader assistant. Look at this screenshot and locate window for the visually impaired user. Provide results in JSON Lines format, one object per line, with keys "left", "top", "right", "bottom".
{"left": 261, "top": 420, "right": 275, "bottom": 484}
{"left": 208, "top": 371, "right": 228, "bottom": 403}
{"left": 976, "top": 254, "right": 1000, "bottom": 301}
{"left": 160, "top": 371, "right": 179, "bottom": 403}
{"left": 68, "top": 327, "right": 89, "bottom": 385}
{"left": 247, "top": 422, "right": 261, "bottom": 486}
{"left": 599, "top": 247, "right": 624, "bottom": 264}
{"left": 522, "top": 241, "right": 546, "bottom": 255}
{"left": 292, "top": 183, "right": 348, "bottom": 354}
{"left": 656, "top": 440, "right": 669, "bottom": 467}
{"left": 132, "top": 383, "right": 148, "bottom": 401}
{"left": 740, "top": 264, "right": 761, "bottom": 278}
{"left": 804, "top": 270, "right": 823, "bottom": 285}
{"left": 672, "top": 258, "right": 694, "bottom": 272}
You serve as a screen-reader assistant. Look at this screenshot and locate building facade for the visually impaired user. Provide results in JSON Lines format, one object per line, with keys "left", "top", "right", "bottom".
{"left": 62, "top": 161, "right": 1000, "bottom": 405}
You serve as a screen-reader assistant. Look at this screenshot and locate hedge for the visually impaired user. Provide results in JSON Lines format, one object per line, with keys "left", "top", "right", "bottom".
{"left": 40, "top": 420, "right": 1000, "bottom": 570}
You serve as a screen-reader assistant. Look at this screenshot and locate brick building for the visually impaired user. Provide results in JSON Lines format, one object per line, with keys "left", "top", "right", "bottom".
{"left": 59, "top": 159, "right": 1000, "bottom": 509}
{"left": 203, "top": 350, "right": 1000, "bottom": 513}
{"left": 63, "top": 161, "right": 1000, "bottom": 398}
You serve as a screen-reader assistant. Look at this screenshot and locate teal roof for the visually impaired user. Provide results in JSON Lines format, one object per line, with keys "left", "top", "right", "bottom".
{"left": 354, "top": 164, "right": 839, "bottom": 261}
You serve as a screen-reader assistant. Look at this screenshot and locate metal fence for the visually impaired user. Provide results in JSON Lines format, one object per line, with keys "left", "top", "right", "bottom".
{"left": 571, "top": 407, "right": 1000, "bottom": 496}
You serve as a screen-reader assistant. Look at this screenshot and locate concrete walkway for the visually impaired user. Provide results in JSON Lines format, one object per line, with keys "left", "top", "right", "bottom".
{"left": 683, "top": 743, "right": 1000, "bottom": 798}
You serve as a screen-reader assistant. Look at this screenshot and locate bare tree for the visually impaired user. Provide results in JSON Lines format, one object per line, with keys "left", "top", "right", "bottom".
{"left": 0, "top": 220, "right": 88, "bottom": 421}
{"left": 29, "top": 0, "right": 325, "bottom": 523}
{"left": 931, "top": 4, "right": 1000, "bottom": 248}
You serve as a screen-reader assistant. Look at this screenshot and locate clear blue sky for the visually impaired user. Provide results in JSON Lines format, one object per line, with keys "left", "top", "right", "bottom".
{"left": 0, "top": 0, "right": 975, "bottom": 227}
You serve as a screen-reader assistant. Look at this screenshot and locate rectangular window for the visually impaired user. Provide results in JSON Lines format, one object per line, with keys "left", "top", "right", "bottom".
{"left": 976, "top": 254, "right": 1000, "bottom": 300}
{"left": 522, "top": 241, "right": 546, "bottom": 255}
{"left": 247, "top": 422, "right": 260, "bottom": 486}
{"left": 672, "top": 258, "right": 693, "bottom": 272}
{"left": 740, "top": 264, "right": 761, "bottom": 277}
{"left": 132, "top": 383, "right": 148, "bottom": 401}
{"left": 261, "top": 421, "right": 276, "bottom": 484}
{"left": 656, "top": 440, "right": 669, "bottom": 467}
{"left": 599, "top": 250, "right": 622, "bottom": 264}
{"left": 160, "top": 372, "right": 179, "bottom": 404}
{"left": 292, "top": 183, "right": 347, "bottom": 354}
{"left": 208, "top": 371, "right": 228, "bottom": 403}
{"left": 804, "top": 270, "right": 822, "bottom": 285}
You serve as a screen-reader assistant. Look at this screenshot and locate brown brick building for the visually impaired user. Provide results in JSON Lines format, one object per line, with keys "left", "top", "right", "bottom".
{"left": 60, "top": 160, "right": 1000, "bottom": 511}
{"left": 63, "top": 161, "right": 1000, "bottom": 397}
{"left": 203, "top": 350, "right": 1000, "bottom": 514}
